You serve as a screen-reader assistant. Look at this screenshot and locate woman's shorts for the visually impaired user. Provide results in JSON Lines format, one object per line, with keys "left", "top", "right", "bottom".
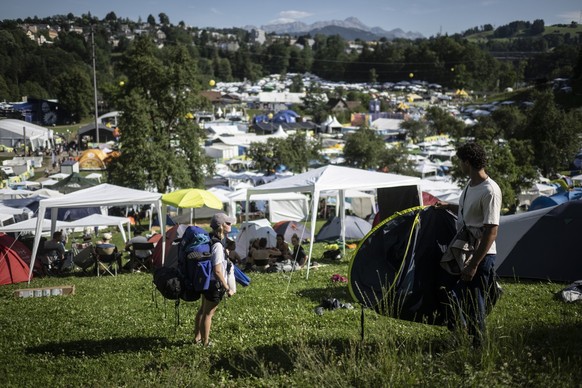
{"left": 203, "top": 280, "right": 225, "bottom": 303}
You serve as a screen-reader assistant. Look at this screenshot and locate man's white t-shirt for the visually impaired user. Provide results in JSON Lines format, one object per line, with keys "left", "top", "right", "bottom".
{"left": 457, "top": 177, "right": 502, "bottom": 254}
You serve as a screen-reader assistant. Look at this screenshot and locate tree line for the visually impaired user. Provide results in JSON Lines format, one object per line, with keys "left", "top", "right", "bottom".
{"left": 0, "top": 12, "right": 580, "bottom": 120}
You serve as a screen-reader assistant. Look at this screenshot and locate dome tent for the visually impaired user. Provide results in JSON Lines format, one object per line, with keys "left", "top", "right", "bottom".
{"left": 315, "top": 215, "right": 371, "bottom": 242}
{"left": 349, "top": 206, "right": 457, "bottom": 324}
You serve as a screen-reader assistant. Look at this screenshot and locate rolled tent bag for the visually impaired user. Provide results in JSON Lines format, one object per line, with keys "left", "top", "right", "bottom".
{"left": 233, "top": 266, "right": 251, "bottom": 287}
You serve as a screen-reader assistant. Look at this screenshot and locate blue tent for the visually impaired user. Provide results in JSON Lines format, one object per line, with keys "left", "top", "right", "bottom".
{"left": 530, "top": 190, "right": 582, "bottom": 211}
{"left": 272, "top": 110, "right": 299, "bottom": 123}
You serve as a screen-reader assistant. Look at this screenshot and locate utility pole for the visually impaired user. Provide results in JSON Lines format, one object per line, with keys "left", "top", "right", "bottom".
{"left": 91, "top": 26, "right": 99, "bottom": 144}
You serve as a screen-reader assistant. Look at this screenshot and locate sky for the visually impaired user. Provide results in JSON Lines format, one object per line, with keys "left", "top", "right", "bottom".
{"left": 2, "top": 0, "right": 581, "bottom": 37}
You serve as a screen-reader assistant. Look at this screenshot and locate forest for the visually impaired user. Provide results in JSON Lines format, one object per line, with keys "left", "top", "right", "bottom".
{"left": 0, "top": 12, "right": 581, "bottom": 124}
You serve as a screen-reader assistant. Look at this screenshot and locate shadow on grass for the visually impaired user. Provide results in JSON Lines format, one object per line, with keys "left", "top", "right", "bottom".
{"left": 25, "top": 336, "right": 171, "bottom": 357}
{"left": 210, "top": 337, "right": 353, "bottom": 378}
{"left": 210, "top": 334, "right": 454, "bottom": 379}
{"left": 296, "top": 284, "right": 351, "bottom": 304}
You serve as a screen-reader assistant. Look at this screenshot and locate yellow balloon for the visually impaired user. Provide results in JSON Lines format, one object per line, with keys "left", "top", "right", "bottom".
{"left": 209, "top": 79, "right": 216, "bottom": 86}
{"left": 451, "top": 67, "right": 455, "bottom": 72}
{"left": 267, "top": 113, "right": 273, "bottom": 119}
{"left": 119, "top": 81, "right": 125, "bottom": 86}
{"left": 409, "top": 73, "right": 414, "bottom": 78}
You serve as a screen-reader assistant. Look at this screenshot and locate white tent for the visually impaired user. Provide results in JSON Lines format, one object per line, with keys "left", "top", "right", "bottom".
{"left": 246, "top": 165, "right": 421, "bottom": 277}
{"left": 227, "top": 188, "right": 309, "bottom": 222}
{"left": 28, "top": 184, "right": 163, "bottom": 281}
{"left": 0, "top": 217, "right": 70, "bottom": 233}
{"left": 0, "top": 119, "right": 52, "bottom": 151}
{"left": 66, "top": 214, "right": 132, "bottom": 242}
{"left": 320, "top": 189, "right": 376, "bottom": 219}
{"left": 234, "top": 219, "right": 277, "bottom": 259}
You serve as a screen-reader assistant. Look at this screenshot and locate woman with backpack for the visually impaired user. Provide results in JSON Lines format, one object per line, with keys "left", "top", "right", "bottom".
{"left": 194, "top": 212, "right": 236, "bottom": 347}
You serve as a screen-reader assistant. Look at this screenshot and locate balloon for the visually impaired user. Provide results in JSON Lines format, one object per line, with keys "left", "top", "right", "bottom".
{"left": 119, "top": 81, "right": 125, "bottom": 86}
{"left": 409, "top": 73, "right": 414, "bottom": 78}
{"left": 209, "top": 79, "right": 215, "bottom": 86}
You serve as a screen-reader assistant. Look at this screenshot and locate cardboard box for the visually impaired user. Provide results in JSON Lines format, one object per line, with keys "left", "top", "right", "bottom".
{"left": 14, "top": 285, "right": 75, "bottom": 298}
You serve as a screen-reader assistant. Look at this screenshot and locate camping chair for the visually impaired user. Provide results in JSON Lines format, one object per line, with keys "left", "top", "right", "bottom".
{"left": 95, "top": 245, "right": 121, "bottom": 276}
{"left": 40, "top": 248, "right": 64, "bottom": 276}
{"left": 128, "top": 242, "right": 155, "bottom": 272}
{"left": 72, "top": 245, "right": 96, "bottom": 274}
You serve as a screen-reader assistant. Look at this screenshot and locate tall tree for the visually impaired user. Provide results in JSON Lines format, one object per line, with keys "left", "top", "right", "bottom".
{"left": 247, "top": 133, "right": 320, "bottom": 173}
{"left": 54, "top": 66, "right": 93, "bottom": 123}
{"left": 522, "top": 90, "right": 582, "bottom": 176}
{"left": 343, "top": 127, "right": 384, "bottom": 169}
{"left": 107, "top": 37, "right": 213, "bottom": 192}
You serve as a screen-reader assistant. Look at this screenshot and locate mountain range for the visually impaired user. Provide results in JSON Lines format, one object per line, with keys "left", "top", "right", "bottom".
{"left": 245, "top": 17, "right": 423, "bottom": 41}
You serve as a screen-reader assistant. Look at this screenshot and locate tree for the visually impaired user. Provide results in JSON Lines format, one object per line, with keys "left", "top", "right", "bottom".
{"left": 147, "top": 14, "right": 155, "bottom": 26}
{"left": 522, "top": 90, "right": 582, "bottom": 176}
{"left": 54, "top": 66, "right": 93, "bottom": 123}
{"left": 425, "top": 106, "right": 466, "bottom": 138}
{"left": 343, "top": 127, "right": 384, "bottom": 169}
{"left": 247, "top": 133, "right": 320, "bottom": 173}
{"left": 289, "top": 74, "right": 303, "bottom": 92}
{"left": 158, "top": 13, "right": 170, "bottom": 25}
{"left": 104, "top": 12, "right": 117, "bottom": 22}
{"left": 378, "top": 146, "right": 416, "bottom": 176}
{"left": 107, "top": 37, "right": 213, "bottom": 192}
{"left": 400, "top": 119, "right": 429, "bottom": 143}
{"left": 301, "top": 84, "right": 328, "bottom": 123}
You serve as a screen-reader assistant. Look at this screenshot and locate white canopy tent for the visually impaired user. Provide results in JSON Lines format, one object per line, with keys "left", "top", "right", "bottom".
{"left": 247, "top": 165, "right": 421, "bottom": 277}
{"left": 0, "top": 217, "right": 70, "bottom": 232}
{"left": 226, "top": 188, "right": 309, "bottom": 222}
{"left": 319, "top": 189, "right": 376, "bottom": 219}
{"left": 28, "top": 184, "right": 163, "bottom": 281}
{"left": 66, "top": 214, "right": 132, "bottom": 242}
{"left": 0, "top": 119, "right": 52, "bottom": 151}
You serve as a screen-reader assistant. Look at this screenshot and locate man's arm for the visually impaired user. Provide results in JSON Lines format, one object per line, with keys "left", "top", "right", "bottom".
{"left": 461, "top": 224, "right": 498, "bottom": 282}
{"left": 435, "top": 201, "right": 459, "bottom": 214}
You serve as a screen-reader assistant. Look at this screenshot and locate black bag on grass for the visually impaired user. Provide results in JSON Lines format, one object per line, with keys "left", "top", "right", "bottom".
{"left": 153, "top": 266, "right": 184, "bottom": 300}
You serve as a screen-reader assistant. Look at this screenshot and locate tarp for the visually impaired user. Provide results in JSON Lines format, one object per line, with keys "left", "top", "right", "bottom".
{"left": 247, "top": 165, "right": 421, "bottom": 277}
{"left": 28, "top": 184, "right": 163, "bottom": 281}
{"left": 496, "top": 201, "right": 582, "bottom": 281}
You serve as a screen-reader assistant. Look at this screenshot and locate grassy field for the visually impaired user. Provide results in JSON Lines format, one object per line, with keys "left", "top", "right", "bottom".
{"left": 1, "top": 239, "right": 582, "bottom": 387}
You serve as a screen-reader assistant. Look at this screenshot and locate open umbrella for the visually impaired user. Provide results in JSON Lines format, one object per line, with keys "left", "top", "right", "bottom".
{"left": 162, "top": 189, "right": 223, "bottom": 224}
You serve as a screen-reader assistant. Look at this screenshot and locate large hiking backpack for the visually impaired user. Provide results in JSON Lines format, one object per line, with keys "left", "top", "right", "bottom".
{"left": 179, "top": 226, "right": 212, "bottom": 302}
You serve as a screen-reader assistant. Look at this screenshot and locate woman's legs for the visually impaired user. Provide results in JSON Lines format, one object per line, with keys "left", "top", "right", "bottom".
{"left": 194, "top": 296, "right": 219, "bottom": 345}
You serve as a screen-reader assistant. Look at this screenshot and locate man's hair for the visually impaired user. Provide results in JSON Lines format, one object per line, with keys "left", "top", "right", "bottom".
{"left": 456, "top": 142, "right": 487, "bottom": 170}
{"left": 259, "top": 237, "right": 267, "bottom": 248}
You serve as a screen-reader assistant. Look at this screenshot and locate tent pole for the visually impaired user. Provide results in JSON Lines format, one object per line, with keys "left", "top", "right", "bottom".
{"left": 339, "top": 190, "right": 346, "bottom": 258}
{"left": 306, "top": 190, "right": 319, "bottom": 280}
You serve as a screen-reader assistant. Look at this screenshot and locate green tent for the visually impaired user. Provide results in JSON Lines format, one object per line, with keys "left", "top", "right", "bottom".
{"left": 50, "top": 173, "right": 99, "bottom": 194}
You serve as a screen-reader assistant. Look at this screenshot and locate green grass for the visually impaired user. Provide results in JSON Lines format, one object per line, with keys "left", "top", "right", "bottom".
{"left": 1, "top": 243, "right": 582, "bottom": 387}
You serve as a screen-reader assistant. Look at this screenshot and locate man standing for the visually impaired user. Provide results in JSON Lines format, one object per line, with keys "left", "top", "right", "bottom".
{"left": 437, "top": 142, "right": 502, "bottom": 346}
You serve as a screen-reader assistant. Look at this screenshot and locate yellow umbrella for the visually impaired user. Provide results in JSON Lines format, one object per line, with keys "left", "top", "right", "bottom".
{"left": 162, "top": 188, "right": 223, "bottom": 209}
{"left": 162, "top": 188, "right": 224, "bottom": 225}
